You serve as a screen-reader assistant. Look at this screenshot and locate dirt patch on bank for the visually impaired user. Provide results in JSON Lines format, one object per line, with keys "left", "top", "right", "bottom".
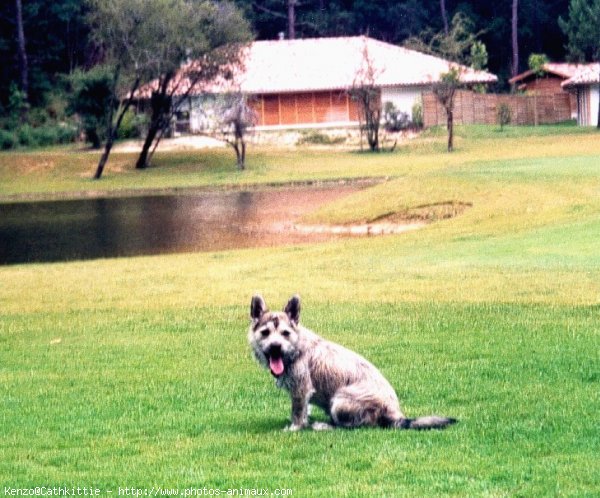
{"left": 288, "top": 221, "right": 427, "bottom": 236}
{"left": 371, "top": 201, "right": 473, "bottom": 223}
{"left": 113, "top": 135, "right": 225, "bottom": 152}
{"left": 290, "top": 201, "right": 471, "bottom": 236}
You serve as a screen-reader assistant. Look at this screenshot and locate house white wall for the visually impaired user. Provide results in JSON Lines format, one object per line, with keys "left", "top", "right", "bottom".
{"left": 576, "top": 85, "right": 600, "bottom": 126}
{"left": 176, "top": 86, "right": 427, "bottom": 132}
{"left": 591, "top": 85, "right": 599, "bottom": 127}
{"left": 381, "top": 86, "right": 425, "bottom": 121}
{"left": 175, "top": 95, "right": 225, "bottom": 133}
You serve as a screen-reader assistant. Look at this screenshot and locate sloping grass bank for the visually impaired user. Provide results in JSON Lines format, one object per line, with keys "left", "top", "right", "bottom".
{"left": 1, "top": 124, "right": 599, "bottom": 201}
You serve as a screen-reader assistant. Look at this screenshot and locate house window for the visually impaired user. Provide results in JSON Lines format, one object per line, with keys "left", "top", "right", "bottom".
{"left": 175, "top": 110, "right": 190, "bottom": 133}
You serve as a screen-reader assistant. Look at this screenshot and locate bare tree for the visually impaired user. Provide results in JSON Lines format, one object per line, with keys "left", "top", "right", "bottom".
{"left": 432, "top": 68, "right": 459, "bottom": 152}
{"left": 192, "top": 92, "right": 257, "bottom": 170}
{"left": 219, "top": 93, "right": 258, "bottom": 170}
{"left": 350, "top": 42, "right": 381, "bottom": 152}
{"left": 406, "top": 13, "right": 487, "bottom": 152}
{"left": 14, "top": 0, "right": 29, "bottom": 120}
{"left": 511, "top": 0, "right": 519, "bottom": 80}
{"left": 440, "top": 0, "right": 449, "bottom": 35}
{"left": 288, "top": 0, "right": 296, "bottom": 39}
{"left": 252, "top": 1, "right": 321, "bottom": 39}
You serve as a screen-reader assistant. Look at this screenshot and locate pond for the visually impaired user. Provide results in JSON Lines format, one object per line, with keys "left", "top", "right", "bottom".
{"left": 0, "top": 185, "right": 367, "bottom": 265}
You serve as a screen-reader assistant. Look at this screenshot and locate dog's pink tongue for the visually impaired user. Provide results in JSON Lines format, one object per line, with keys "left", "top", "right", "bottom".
{"left": 269, "top": 356, "right": 285, "bottom": 376}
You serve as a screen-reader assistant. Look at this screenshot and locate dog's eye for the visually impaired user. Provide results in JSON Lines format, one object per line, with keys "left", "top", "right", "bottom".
{"left": 260, "top": 329, "right": 270, "bottom": 337}
{"left": 281, "top": 330, "right": 291, "bottom": 337}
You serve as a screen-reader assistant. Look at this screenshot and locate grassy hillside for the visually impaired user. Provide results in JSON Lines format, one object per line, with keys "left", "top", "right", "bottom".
{"left": 1, "top": 124, "right": 599, "bottom": 200}
{"left": 1, "top": 126, "right": 599, "bottom": 496}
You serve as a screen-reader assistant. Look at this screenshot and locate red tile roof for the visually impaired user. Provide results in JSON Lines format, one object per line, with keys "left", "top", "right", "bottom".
{"left": 136, "top": 36, "right": 497, "bottom": 98}
{"left": 509, "top": 63, "right": 591, "bottom": 84}
{"left": 233, "top": 36, "right": 497, "bottom": 92}
{"left": 562, "top": 63, "right": 600, "bottom": 87}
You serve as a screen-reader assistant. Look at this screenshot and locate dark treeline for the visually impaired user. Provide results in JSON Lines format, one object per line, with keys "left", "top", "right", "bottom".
{"left": 232, "top": 0, "right": 571, "bottom": 87}
{"left": 0, "top": 0, "right": 575, "bottom": 111}
{"left": 0, "top": 0, "right": 91, "bottom": 110}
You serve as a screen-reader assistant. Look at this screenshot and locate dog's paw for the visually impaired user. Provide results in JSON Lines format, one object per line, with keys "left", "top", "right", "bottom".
{"left": 283, "top": 423, "right": 305, "bottom": 432}
{"left": 311, "top": 422, "right": 334, "bottom": 431}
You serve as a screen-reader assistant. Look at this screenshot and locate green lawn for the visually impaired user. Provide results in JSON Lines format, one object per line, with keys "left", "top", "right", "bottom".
{"left": 1, "top": 126, "right": 600, "bottom": 496}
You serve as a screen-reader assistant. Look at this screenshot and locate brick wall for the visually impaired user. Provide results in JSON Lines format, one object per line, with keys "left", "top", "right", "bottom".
{"left": 423, "top": 90, "right": 572, "bottom": 127}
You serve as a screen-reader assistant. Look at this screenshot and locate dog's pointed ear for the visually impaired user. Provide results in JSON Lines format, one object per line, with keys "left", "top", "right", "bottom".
{"left": 250, "top": 295, "right": 267, "bottom": 322}
{"left": 284, "top": 295, "right": 301, "bottom": 325}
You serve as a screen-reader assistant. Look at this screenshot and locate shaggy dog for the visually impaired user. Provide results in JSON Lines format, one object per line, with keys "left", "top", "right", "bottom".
{"left": 248, "top": 294, "right": 457, "bottom": 431}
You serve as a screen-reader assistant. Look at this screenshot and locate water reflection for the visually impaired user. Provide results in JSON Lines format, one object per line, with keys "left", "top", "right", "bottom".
{"left": 0, "top": 186, "right": 360, "bottom": 265}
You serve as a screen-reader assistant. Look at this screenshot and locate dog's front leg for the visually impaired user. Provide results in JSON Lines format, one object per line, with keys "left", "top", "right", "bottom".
{"left": 285, "top": 382, "right": 314, "bottom": 432}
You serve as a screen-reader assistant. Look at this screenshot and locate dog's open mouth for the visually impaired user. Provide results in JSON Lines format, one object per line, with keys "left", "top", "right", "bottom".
{"left": 267, "top": 346, "right": 285, "bottom": 377}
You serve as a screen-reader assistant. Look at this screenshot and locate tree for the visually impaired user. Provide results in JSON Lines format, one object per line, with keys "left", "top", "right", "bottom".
{"left": 497, "top": 102, "right": 512, "bottom": 131}
{"left": 407, "top": 13, "right": 487, "bottom": 152}
{"left": 134, "top": 1, "right": 251, "bottom": 170}
{"left": 433, "top": 68, "right": 460, "bottom": 152}
{"left": 528, "top": 53, "right": 549, "bottom": 126}
{"left": 0, "top": 0, "right": 89, "bottom": 110}
{"left": 287, "top": 0, "right": 297, "bottom": 39}
{"left": 470, "top": 40, "right": 489, "bottom": 93}
{"left": 14, "top": 0, "right": 29, "bottom": 120}
{"left": 68, "top": 66, "right": 117, "bottom": 149}
{"left": 440, "top": 0, "right": 449, "bottom": 35}
{"left": 179, "top": 92, "right": 255, "bottom": 169}
{"left": 245, "top": 0, "right": 301, "bottom": 40}
{"left": 86, "top": 0, "right": 250, "bottom": 179}
{"left": 559, "top": 0, "right": 600, "bottom": 128}
{"left": 349, "top": 42, "right": 381, "bottom": 152}
{"left": 218, "top": 93, "right": 258, "bottom": 170}
{"left": 86, "top": 0, "right": 150, "bottom": 179}
{"left": 511, "top": 0, "right": 519, "bottom": 80}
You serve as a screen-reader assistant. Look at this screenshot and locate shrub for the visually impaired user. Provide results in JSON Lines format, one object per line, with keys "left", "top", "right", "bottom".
{"left": 56, "top": 124, "right": 78, "bottom": 144}
{"left": 383, "top": 101, "right": 411, "bottom": 132}
{"left": 412, "top": 100, "right": 424, "bottom": 129}
{"left": 117, "top": 109, "right": 146, "bottom": 139}
{"left": 67, "top": 66, "right": 117, "bottom": 148}
{"left": 7, "top": 82, "right": 29, "bottom": 127}
{"left": 2, "top": 123, "right": 77, "bottom": 150}
{"left": 32, "top": 126, "right": 59, "bottom": 147}
{"left": 0, "top": 130, "right": 17, "bottom": 150}
{"left": 296, "top": 131, "right": 346, "bottom": 145}
{"left": 497, "top": 103, "right": 512, "bottom": 131}
{"left": 17, "top": 125, "right": 36, "bottom": 147}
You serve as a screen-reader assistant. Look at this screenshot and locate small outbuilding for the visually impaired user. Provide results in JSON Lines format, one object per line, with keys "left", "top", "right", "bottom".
{"left": 561, "top": 63, "right": 600, "bottom": 127}
{"left": 508, "top": 63, "right": 592, "bottom": 120}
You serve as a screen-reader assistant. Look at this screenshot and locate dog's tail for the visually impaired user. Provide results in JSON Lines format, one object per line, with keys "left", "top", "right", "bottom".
{"left": 394, "top": 415, "right": 457, "bottom": 430}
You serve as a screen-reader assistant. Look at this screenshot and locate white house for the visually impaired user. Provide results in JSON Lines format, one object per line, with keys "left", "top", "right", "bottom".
{"left": 562, "top": 63, "right": 600, "bottom": 127}
{"left": 140, "top": 36, "right": 497, "bottom": 132}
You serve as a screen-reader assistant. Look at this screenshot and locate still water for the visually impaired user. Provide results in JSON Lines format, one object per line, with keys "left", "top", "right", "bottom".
{"left": 0, "top": 186, "right": 361, "bottom": 265}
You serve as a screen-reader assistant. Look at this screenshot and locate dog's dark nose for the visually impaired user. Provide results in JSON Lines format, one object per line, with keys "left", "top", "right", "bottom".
{"left": 267, "top": 344, "right": 282, "bottom": 358}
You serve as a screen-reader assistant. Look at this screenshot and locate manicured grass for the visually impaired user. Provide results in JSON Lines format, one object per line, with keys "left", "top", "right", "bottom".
{"left": 1, "top": 304, "right": 598, "bottom": 496}
{"left": 1, "top": 125, "right": 600, "bottom": 496}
